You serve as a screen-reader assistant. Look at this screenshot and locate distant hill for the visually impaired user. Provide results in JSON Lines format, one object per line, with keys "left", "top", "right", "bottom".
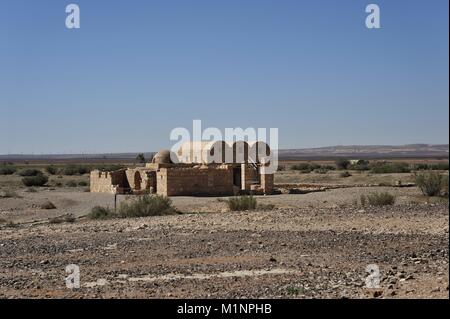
{"left": 278, "top": 144, "right": 449, "bottom": 160}
{"left": 0, "top": 144, "right": 448, "bottom": 162}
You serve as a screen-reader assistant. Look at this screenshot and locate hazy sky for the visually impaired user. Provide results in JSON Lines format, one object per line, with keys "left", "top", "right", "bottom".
{"left": 0, "top": 0, "right": 448, "bottom": 154}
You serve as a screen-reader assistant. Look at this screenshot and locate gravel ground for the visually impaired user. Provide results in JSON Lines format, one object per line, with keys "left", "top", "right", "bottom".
{"left": 0, "top": 202, "right": 448, "bottom": 299}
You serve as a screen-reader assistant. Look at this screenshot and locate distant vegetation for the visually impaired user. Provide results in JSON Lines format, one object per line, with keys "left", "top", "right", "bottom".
{"left": 61, "top": 165, "right": 90, "bottom": 176}
{"left": 0, "top": 166, "right": 17, "bottom": 175}
{"left": 291, "top": 163, "right": 335, "bottom": 173}
{"left": 44, "top": 164, "right": 125, "bottom": 176}
{"left": 136, "top": 153, "right": 146, "bottom": 163}
{"left": 18, "top": 169, "right": 42, "bottom": 176}
{"left": 335, "top": 159, "right": 351, "bottom": 170}
{"left": 413, "top": 163, "right": 449, "bottom": 171}
{"left": 369, "top": 162, "right": 411, "bottom": 174}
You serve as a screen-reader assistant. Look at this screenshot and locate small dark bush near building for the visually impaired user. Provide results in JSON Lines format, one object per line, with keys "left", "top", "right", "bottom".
{"left": 118, "top": 195, "right": 176, "bottom": 218}
{"left": 22, "top": 175, "right": 48, "bottom": 187}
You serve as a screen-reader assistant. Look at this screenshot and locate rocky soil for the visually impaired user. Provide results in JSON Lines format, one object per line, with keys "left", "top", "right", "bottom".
{"left": 0, "top": 203, "right": 448, "bottom": 299}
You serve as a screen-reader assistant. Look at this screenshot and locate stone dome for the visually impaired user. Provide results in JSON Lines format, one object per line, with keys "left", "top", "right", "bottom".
{"left": 152, "top": 149, "right": 174, "bottom": 164}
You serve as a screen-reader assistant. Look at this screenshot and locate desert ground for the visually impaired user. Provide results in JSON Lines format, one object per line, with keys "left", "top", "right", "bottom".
{"left": 0, "top": 160, "right": 448, "bottom": 299}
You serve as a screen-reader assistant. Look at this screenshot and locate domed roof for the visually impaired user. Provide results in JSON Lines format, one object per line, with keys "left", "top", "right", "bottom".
{"left": 152, "top": 149, "right": 174, "bottom": 164}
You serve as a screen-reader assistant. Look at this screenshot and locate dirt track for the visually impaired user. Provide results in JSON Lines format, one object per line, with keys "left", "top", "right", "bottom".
{"left": 1, "top": 203, "right": 448, "bottom": 299}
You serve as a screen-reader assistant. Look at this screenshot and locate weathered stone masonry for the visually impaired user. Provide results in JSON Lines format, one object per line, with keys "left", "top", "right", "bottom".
{"left": 90, "top": 141, "right": 274, "bottom": 196}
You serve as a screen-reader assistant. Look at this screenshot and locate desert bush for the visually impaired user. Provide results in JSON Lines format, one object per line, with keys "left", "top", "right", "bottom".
{"left": 45, "top": 165, "right": 58, "bottom": 175}
{"left": 61, "top": 165, "right": 90, "bottom": 176}
{"left": 22, "top": 175, "right": 48, "bottom": 187}
{"left": 18, "top": 169, "right": 42, "bottom": 176}
{"left": 277, "top": 165, "right": 286, "bottom": 171}
{"left": 335, "top": 159, "right": 350, "bottom": 170}
{"left": 0, "top": 166, "right": 17, "bottom": 175}
{"left": 308, "top": 163, "right": 321, "bottom": 170}
{"left": 415, "top": 171, "right": 448, "bottom": 197}
{"left": 314, "top": 168, "right": 328, "bottom": 174}
{"left": 227, "top": 195, "right": 257, "bottom": 211}
{"left": 350, "top": 160, "right": 370, "bottom": 171}
{"left": 118, "top": 195, "right": 176, "bottom": 218}
{"left": 66, "top": 181, "right": 78, "bottom": 187}
{"left": 370, "top": 162, "right": 411, "bottom": 174}
{"left": 40, "top": 201, "right": 56, "bottom": 209}
{"left": 366, "top": 192, "right": 395, "bottom": 206}
{"left": 88, "top": 206, "right": 116, "bottom": 220}
{"left": 291, "top": 163, "right": 311, "bottom": 171}
{"left": 340, "top": 171, "right": 352, "bottom": 178}
{"left": 78, "top": 181, "right": 88, "bottom": 187}
{"left": 415, "top": 163, "right": 449, "bottom": 171}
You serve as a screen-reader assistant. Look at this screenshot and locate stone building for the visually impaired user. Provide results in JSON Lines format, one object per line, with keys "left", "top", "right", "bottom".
{"left": 90, "top": 141, "right": 274, "bottom": 196}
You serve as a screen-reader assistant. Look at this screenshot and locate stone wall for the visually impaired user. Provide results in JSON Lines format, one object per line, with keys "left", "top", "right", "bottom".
{"left": 241, "top": 164, "right": 259, "bottom": 191}
{"left": 90, "top": 169, "right": 129, "bottom": 194}
{"left": 157, "top": 165, "right": 234, "bottom": 196}
{"left": 260, "top": 170, "right": 274, "bottom": 195}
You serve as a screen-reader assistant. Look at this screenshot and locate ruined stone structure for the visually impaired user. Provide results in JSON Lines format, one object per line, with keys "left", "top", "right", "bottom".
{"left": 90, "top": 141, "right": 274, "bottom": 196}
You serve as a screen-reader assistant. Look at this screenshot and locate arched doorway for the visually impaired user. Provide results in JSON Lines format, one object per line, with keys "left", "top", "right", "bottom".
{"left": 134, "top": 171, "right": 142, "bottom": 191}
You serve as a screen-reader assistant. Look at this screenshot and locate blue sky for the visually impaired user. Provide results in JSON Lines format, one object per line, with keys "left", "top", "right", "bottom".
{"left": 0, "top": 0, "right": 448, "bottom": 154}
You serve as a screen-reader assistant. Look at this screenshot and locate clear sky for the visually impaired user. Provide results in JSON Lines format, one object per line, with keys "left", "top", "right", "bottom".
{"left": 0, "top": 0, "right": 448, "bottom": 154}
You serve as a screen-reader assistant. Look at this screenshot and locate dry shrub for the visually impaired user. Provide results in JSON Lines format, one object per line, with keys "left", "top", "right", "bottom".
{"left": 415, "top": 171, "right": 448, "bottom": 197}
{"left": 227, "top": 195, "right": 257, "bottom": 211}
